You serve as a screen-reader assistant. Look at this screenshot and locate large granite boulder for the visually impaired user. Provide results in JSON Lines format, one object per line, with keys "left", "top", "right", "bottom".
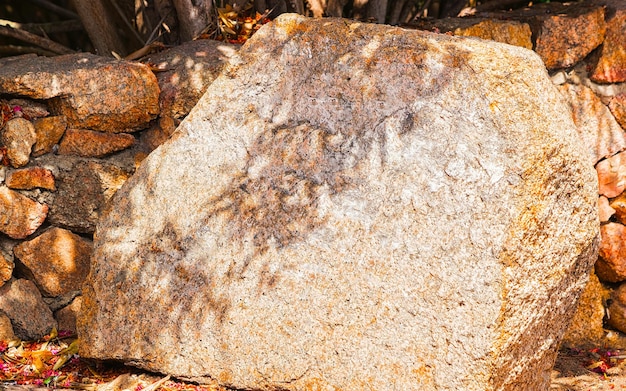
{"left": 79, "top": 14, "right": 599, "bottom": 391}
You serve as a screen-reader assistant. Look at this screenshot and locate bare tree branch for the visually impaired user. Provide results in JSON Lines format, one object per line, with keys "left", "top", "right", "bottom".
{"left": 0, "top": 19, "right": 83, "bottom": 35}
{"left": 70, "top": 0, "right": 127, "bottom": 56}
{"left": 0, "top": 24, "right": 75, "bottom": 55}
{"left": 0, "top": 45, "right": 58, "bottom": 57}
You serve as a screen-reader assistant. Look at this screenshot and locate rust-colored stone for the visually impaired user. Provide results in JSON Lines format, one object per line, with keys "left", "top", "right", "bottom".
{"left": 0, "top": 186, "right": 48, "bottom": 239}
{"left": 6, "top": 166, "right": 55, "bottom": 191}
{"left": 0, "top": 117, "right": 37, "bottom": 168}
{"left": 611, "top": 193, "right": 626, "bottom": 224}
{"left": 454, "top": 19, "right": 532, "bottom": 49}
{"left": 32, "top": 116, "right": 67, "bottom": 157}
{"left": 610, "top": 94, "right": 626, "bottom": 130}
{"left": 0, "top": 53, "right": 159, "bottom": 132}
{"left": 55, "top": 296, "right": 82, "bottom": 334}
{"left": 0, "top": 312, "right": 15, "bottom": 341}
{"left": 534, "top": 4, "right": 605, "bottom": 70}
{"left": 14, "top": 227, "right": 93, "bottom": 297}
{"left": 0, "top": 278, "right": 56, "bottom": 340}
{"left": 58, "top": 128, "right": 135, "bottom": 157}
{"left": 143, "top": 40, "right": 237, "bottom": 120}
{"left": 139, "top": 115, "right": 176, "bottom": 152}
{"left": 600, "top": 195, "right": 616, "bottom": 222}
{"left": 596, "top": 151, "right": 626, "bottom": 198}
{"left": 558, "top": 83, "right": 626, "bottom": 165}
{"left": 589, "top": 3, "right": 626, "bottom": 83}
{"left": 607, "top": 282, "right": 626, "bottom": 334}
{"left": 0, "top": 251, "right": 13, "bottom": 287}
{"left": 596, "top": 222, "right": 626, "bottom": 282}
{"left": 562, "top": 270, "right": 611, "bottom": 348}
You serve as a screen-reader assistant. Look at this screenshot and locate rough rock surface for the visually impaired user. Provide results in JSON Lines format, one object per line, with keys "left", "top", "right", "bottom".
{"left": 79, "top": 15, "right": 599, "bottom": 391}
{"left": 0, "top": 186, "right": 48, "bottom": 239}
{"left": 611, "top": 194, "right": 626, "bottom": 224}
{"left": 453, "top": 20, "right": 532, "bottom": 49}
{"left": 143, "top": 40, "right": 238, "bottom": 120}
{"left": 47, "top": 159, "right": 131, "bottom": 234}
{"left": 0, "top": 53, "right": 159, "bottom": 132}
{"left": 561, "top": 270, "right": 610, "bottom": 348}
{"left": 6, "top": 166, "right": 56, "bottom": 191}
{"left": 607, "top": 283, "right": 626, "bottom": 334}
{"left": 32, "top": 116, "right": 67, "bottom": 157}
{"left": 0, "top": 312, "right": 15, "bottom": 341}
{"left": 531, "top": 3, "right": 605, "bottom": 70}
{"left": 557, "top": 83, "right": 626, "bottom": 165}
{"left": 610, "top": 94, "right": 626, "bottom": 130}
{"left": 600, "top": 195, "right": 616, "bottom": 222}
{"left": 1, "top": 117, "right": 37, "bottom": 168}
{"left": 13, "top": 227, "right": 92, "bottom": 297}
{"left": 54, "top": 296, "right": 81, "bottom": 334}
{"left": 0, "top": 279, "right": 56, "bottom": 340}
{"left": 596, "top": 151, "right": 626, "bottom": 198}
{"left": 0, "top": 251, "right": 13, "bottom": 286}
{"left": 588, "top": 0, "right": 626, "bottom": 83}
{"left": 596, "top": 222, "right": 626, "bottom": 282}
{"left": 58, "top": 128, "right": 135, "bottom": 157}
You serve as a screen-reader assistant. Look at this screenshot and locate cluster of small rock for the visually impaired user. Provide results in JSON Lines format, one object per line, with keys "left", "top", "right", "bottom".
{"left": 0, "top": 40, "right": 235, "bottom": 341}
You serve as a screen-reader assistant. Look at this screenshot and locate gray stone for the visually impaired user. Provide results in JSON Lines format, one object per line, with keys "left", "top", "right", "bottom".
{"left": 79, "top": 15, "right": 599, "bottom": 391}
{"left": 47, "top": 158, "right": 132, "bottom": 233}
{"left": 0, "top": 279, "right": 56, "bottom": 340}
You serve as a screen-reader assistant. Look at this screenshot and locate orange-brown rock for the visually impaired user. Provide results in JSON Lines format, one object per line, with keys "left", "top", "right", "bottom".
{"left": 55, "top": 296, "right": 81, "bottom": 334}
{"left": 476, "top": 2, "right": 605, "bottom": 70}
{"left": 0, "top": 312, "right": 15, "bottom": 341}
{"left": 0, "top": 278, "right": 56, "bottom": 340}
{"left": 6, "top": 166, "right": 55, "bottom": 191}
{"left": 58, "top": 128, "right": 135, "bottom": 157}
{"left": 0, "top": 53, "right": 159, "bottom": 132}
{"left": 558, "top": 83, "right": 626, "bottom": 165}
{"left": 454, "top": 19, "right": 532, "bottom": 49}
{"left": 596, "top": 222, "right": 626, "bottom": 282}
{"left": 0, "top": 117, "right": 37, "bottom": 168}
{"left": 13, "top": 227, "right": 92, "bottom": 297}
{"left": 610, "top": 94, "right": 626, "bottom": 130}
{"left": 143, "top": 40, "right": 237, "bottom": 120}
{"left": 562, "top": 270, "right": 611, "bottom": 348}
{"left": 407, "top": 18, "right": 532, "bottom": 49}
{"left": 533, "top": 3, "right": 605, "bottom": 70}
{"left": 0, "top": 186, "right": 48, "bottom": 239}
{"left": 139, "top": 115, "right": 176, "bottom": 152}
{"left": 0, "top": 251, "right": 13, "bottom": 287}
{"left": 32, "top": 116, "right": 67, "bottom": 157}
{"left": 607, "top": 282, "right": 626, "bottom": 334}
{"left": 596, "top": 151, "right": 626, "bottom": 198}
{"left": 600, "top": 195, "right": 616, "bottom": 222}
{"left": 611, "top": 193, "right": 626, "bottom": 224}
{"left": 588, "top": 1, "right": 626, "bottom": 83}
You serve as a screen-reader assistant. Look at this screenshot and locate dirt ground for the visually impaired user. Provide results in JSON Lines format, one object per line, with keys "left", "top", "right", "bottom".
{"left": 552, "top": 348, "right": 626, "bottom": 390}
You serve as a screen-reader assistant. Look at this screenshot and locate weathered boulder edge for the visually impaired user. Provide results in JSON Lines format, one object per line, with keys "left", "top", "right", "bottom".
{"left": 79, "top": 14, "right": 599, "bottom": 391}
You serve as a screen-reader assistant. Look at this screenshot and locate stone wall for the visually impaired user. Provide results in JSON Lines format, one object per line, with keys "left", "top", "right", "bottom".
{"left": 0, "top": 1, "right": 624, "bottom": 350}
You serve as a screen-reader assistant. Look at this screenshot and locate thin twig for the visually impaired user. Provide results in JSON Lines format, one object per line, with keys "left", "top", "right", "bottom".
{"left": 145, "top": 9, "right": 172, "bottom": 45}
{"left": 108, "top": 0, "right": 146, "bottom": 46}
{"left": 0, "top": 25, "right": 75, "bottom": 55}
{"left": 0, "top": 19, "right": 83, "bottom": 34}
{"left": 26, "top": 0, "right": 80, "bottom": 19}
{"left": 0, "top": 44, "right": 58, "bottom": 57}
